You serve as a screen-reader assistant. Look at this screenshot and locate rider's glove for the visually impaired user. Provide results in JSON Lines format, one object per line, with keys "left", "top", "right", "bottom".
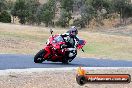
{"left": 61, "top": 44, "right": 67, "bottom": 49}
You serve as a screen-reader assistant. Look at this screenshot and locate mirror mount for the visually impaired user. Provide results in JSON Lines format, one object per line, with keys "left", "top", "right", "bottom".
{"left": 50, "top": 29, "right": 53, "bottom": 35}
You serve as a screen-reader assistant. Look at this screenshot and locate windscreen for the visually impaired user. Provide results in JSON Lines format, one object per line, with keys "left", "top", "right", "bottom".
{"left": 54, "top": 35, "right": 64, "bottom": 43}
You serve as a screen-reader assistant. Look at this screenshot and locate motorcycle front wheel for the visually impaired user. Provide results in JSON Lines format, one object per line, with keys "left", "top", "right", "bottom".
{"left": 34, "top": 49, "right": 46, "bottom": 63}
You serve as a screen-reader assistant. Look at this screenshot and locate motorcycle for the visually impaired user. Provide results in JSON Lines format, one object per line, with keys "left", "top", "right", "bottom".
{"left": 34, "top": 29, "right": 86, "bottom": 64}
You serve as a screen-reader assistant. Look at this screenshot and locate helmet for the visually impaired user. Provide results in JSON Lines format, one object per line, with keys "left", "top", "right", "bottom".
{"left": 69, "top": 26, "right": 78, "bottom": 37}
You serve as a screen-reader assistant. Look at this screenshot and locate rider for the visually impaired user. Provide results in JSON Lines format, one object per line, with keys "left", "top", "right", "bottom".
{"left": 67, "top": 26, "right": 79, "bottom": 40}
{"left": 61, "top": 26, "right": 79, "bottom": 48}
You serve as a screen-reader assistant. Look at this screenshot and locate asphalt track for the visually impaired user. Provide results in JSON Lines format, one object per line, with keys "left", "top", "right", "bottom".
{"left": 0, "top": 54, "right": 132, "bottom": 70}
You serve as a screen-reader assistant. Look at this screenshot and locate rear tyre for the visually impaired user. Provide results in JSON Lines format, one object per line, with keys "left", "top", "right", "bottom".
{"left": 69, "top": 50, "right": 77, "bottom": 62}
{"left": 62, "top": 58, "right": 69, "bottom": 64}
{"left": 34, "top": 49, "right": 45, "bottom": 63}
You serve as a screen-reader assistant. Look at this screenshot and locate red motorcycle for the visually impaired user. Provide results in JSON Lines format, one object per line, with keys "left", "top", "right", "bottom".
{"left": 34, "top": 29, "right": 86, "bottom": 64}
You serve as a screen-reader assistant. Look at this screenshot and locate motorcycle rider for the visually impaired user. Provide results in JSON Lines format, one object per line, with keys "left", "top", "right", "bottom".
{"left": 61, "top": 26, "right": 79, "bottom": 48}
{"left": 67, "top": 26, "right": 79, "bottom": 44}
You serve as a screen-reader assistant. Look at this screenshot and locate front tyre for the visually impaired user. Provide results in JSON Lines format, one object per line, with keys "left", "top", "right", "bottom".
{"left": 34, "top": 49, "right": 45, "bottom": 63}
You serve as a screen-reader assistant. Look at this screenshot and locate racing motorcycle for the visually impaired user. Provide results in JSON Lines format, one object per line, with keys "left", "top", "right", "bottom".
{"left": 34, "top": 29, "right": 86, "bottom": 64}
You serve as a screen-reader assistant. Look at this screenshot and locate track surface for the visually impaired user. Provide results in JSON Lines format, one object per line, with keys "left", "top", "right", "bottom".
{"left": 0, "top": 54, "right": 132, "bottom": 70}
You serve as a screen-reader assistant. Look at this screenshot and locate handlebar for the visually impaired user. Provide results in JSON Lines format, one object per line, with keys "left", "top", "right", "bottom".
{"left": 61, "top": 44, "right": 67, "bottom": 49}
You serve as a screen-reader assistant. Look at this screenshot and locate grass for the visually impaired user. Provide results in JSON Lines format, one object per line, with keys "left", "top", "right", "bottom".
{"left": 77, "top": 31, "right": 132, "bottom": 60}
{"left": 0, "top": 23, "right": 132, "bottom": 60}
{"left": 83, "top": 42, "right": 132, "bottom": 60}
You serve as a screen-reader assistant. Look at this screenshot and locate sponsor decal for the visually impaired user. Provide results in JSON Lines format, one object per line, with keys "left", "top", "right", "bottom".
{"left": 76, "top": 67, "right": 131, "bottom": 85}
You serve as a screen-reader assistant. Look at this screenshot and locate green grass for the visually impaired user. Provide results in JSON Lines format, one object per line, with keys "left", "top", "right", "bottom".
{"left": 0, "top": 31, "right": 48, "bottom": 42}
{"left": 82, "top": 40, "right": 132, "bottom": 60}
{"left": 0, "top": 23, "right": 132, "bottom": 60}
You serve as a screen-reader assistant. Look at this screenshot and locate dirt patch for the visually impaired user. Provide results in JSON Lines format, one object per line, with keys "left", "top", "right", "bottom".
{"left": 0, "top": 37, "right": 41, "bottom": 54}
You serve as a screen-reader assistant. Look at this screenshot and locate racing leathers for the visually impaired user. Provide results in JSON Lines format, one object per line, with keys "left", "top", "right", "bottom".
{"left": 60, "top": 33, "right": 79, "bottom": 48}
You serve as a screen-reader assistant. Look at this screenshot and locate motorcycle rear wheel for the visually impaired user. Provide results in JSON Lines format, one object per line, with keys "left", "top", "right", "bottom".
{"left": 69, "top": 50, "right": 77, "bottom": 62}
{"left": 62, "top": 58, "right": 69, "bottom": 64}
{"left": 34, "top": 49, "right": 46, "bottom": 63}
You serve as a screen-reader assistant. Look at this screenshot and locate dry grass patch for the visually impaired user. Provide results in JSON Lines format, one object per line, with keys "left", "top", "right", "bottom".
{"left": 0, "top": 23, "right": 132, "bottom": 60}
{"left": 78, "top": 31, "right": 132, "bottom": 60}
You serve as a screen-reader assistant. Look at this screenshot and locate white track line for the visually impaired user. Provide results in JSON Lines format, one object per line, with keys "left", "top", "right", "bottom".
{"left": 0, "top": 67, "right": 132, "bottom": 75}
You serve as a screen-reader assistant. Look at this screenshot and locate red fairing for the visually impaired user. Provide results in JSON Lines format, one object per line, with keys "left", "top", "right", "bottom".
{"left": 77, "top": 40, "right": 86, "bottom": 49}
{"left": 49, "top": 35, "right": 59, "bottom": 44}
{"left": 43, "top": 46, "right": 51, "bottom": 59}
{"left": 49, "top": 35, "right": 66, "bottom": 50}
{"left": 43, "top": 34, "right": 66, "bottom": 61}
{"left": 40, "top": 33, "right": 86, "bottom": 62}
{"left": 52, "top": 41, "right": 65, "bottom": 49}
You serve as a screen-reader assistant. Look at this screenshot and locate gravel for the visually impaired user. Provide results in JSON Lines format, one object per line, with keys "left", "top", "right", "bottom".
{"left": 0, "top": 68, "right": 132, "bottom": 88}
